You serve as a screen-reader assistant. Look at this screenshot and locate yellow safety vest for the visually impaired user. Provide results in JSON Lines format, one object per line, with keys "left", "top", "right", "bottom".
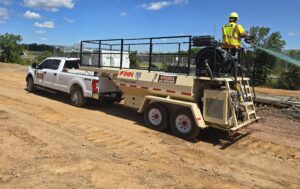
{"left": 222, "top": 22, "right": 245, "bottom": 48}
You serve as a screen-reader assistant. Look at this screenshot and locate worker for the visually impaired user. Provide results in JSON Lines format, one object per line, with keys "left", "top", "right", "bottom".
{"left": 222, "top": 12, "right": 249, "bottom": 55}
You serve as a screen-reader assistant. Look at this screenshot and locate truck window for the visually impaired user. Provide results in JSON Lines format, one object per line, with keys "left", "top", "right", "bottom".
{"left": 49, "top": 59, "right": 61, "bottom": 70}
{"left": 39, "top": 59, "right": 52, "bottom": 69}
{"left": 64, "top": 60, "right": 79, "bottom": 69}
{"left": 39, "top": 59, "right": 61, "bottom": 70}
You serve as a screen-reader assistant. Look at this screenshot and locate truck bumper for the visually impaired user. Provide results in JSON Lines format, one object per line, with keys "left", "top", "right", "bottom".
{"left": 98, "top": 92, "right": 123, "bottom": 102}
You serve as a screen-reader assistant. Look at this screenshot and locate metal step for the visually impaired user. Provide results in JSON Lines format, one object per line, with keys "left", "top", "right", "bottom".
{"left": 248, "top": 110, "right": 256, "bottom": 115}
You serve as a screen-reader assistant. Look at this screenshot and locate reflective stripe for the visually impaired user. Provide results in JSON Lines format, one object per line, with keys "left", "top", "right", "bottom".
{"left": 222, "top": 22, "right": 241, "bottom": 47}
{"left": 232, "top": 24, "right": 239, "bottom": 40}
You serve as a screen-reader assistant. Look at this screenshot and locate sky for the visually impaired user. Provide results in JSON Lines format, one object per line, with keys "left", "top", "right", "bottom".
{"left": 0, "top": 0, "right": 299, "bottom": 49}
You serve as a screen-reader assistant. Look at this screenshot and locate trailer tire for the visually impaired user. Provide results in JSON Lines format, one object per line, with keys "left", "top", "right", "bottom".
{"left": 170, "top": 108, "right": 200, "bottom": 140}
{"left": 70, "top": 86, "right": 86, "bottom": 107}
{"left": 26, "top": 76, "right": 35, "bottom": 92}
{"left": 144, "top": 102, "right": 169, "bottom": 131}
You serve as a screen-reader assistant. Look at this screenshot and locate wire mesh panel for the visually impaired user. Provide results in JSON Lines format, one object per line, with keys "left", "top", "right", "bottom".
{"left": 151, "top": 37, "right": 190, "bottom": 73}
{"left": 124, "top": 38, "right": 152, "bottom": 70}
{"left": 81, "top": 41, "right": 100, "bottom": 67}
{"left": 80, "top": 35, "right": 192, "bottom": 74}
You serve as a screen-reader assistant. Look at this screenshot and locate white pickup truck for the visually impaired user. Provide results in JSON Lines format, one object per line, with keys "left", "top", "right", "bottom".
{"left": 26, "top": 57, "right": 122, "bottom": 107}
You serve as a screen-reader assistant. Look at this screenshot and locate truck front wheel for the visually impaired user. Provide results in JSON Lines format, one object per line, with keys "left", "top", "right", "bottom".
{"left": 144, "top": 102, "right": 169, "bottom": 131}
{"left": 70, "top": 86, "right": 86, "bottom": 107}
{"left": 170, "top": 108, "right": 200, "bottom": 140}
{"left": 26, "top": 76, "right": 35, "bottom": 92}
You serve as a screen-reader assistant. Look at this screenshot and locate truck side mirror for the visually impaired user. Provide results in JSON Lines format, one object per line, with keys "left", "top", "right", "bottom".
{"left": 31, "top": 63, "right": 37, "bottom": 69}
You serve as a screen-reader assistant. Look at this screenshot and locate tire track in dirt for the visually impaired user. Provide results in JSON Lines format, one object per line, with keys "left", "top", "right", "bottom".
{"left": 84, "top": 128, "right": 142, "bottom": 149}
{"left": 0, "top": 109, "right": 48, "bottom": 148}
{"left": 0, "top": 95, "right": 66, "bottom": 125}
{"left": 0, "top": 110, "right": 10, "bottom": 121}
{"left": 235, "top": 137, "right": 300, "bottom": 161}
{"left": 5, "top": 126, "right": 47, "bottom": 147}
{"left": 166, "top": 136, "right": 300, "bottom": 188}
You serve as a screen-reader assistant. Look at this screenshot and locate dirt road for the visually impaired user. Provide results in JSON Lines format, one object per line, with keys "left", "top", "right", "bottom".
{"left": 0, "top": 63, "right": 299, "bottom": 188}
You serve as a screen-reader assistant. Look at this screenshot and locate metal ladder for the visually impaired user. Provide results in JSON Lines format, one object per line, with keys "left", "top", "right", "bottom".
{"left": 238, "top": 79, "right": 253, "bottom": 101}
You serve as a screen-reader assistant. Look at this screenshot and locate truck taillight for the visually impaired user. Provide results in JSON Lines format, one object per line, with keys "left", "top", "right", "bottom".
{"left": 92, "top": 80, "right": 99, "bottom": 93}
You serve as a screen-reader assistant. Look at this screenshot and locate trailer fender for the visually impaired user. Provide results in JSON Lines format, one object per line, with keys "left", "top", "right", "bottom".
{"left": 138, "top": 95, "right": 206, "bottom": 129}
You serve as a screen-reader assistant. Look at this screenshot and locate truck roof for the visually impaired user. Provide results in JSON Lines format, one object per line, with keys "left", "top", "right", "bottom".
{"left": 47, "top": 57, "right": 79, "bottom": 61}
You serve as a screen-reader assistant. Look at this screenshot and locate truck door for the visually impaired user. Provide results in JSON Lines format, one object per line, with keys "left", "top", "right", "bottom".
{"left": 36, "top": 59, "right": 61, "bottom": 88}
{"left": 35, "top": 59, "right": 52, "bottom": 87}
{"left": 56, "top": 60, "right": 80, "bottom": 92}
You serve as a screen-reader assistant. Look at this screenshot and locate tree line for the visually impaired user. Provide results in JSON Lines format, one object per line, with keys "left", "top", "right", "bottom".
{"left": 20, "top": 43, "right": 54, "bottom": 52}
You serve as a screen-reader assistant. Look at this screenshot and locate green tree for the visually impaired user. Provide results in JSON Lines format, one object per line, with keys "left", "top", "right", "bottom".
{"left": 277, "top": 50, "right": 300, "bottom": 90}
{"left": 129, "top": 51, "right": 140, "bottom": 69}
{"left": 278, "top": 64, "right": 300, "bottom": 90}
{"left": 249, "top": 27, "right": 286, "bottom": 86}
{"left": 37, "top": 51, "right": 52, "bottom": 62}
{"left": 0, "top": 33, "right": 23, "bottom": 63}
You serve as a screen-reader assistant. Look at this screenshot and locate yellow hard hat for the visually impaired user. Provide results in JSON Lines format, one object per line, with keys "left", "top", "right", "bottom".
{"left": 229, "top": 12, "right": 239, "bottom": 19}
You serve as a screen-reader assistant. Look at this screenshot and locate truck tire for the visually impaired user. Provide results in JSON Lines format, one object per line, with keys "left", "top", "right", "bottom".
{"left": 170, "top": 108, "right": 200, "bottom": 140}
{"left": 70, "top": 86, "right": 86, "bottom": 107}
{"left": 26, "top": 76, "right": 35, "bottom": 92}
{"left": 144, "top": 102, "right": 169, "bottom": 131}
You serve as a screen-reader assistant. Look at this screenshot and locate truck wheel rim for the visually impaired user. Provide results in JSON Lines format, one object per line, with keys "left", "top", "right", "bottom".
{"left": 175, "top": 114, "right": 191, "bottom": 134}
{"left": 72, "top": 92, "right": 79, "bottom": 104}
{"left": 148, "top": 108, "right": 162, "bottom": 126}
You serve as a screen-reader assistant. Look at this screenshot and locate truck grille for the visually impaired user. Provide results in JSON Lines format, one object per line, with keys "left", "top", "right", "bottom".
{"left": 205, "top": 98, "right": 224, "bottom": 119}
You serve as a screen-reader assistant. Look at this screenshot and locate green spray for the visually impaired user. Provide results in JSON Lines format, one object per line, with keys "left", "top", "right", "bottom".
{"left": 253, "top": 45, "right": 300, "bottom": 67}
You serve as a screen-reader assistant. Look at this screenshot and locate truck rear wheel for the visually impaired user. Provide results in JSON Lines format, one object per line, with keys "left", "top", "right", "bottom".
{"left": 26, "top": 76, "right": 35, "bottom": 92}
{"left": 70, "top": 86, "right": 86, "bottom": 107}
{"left": 170, "top": 108, "right": 200, "bottom": 140}
{"left": 144, "top": 102, "right": 169, "bottom": 131}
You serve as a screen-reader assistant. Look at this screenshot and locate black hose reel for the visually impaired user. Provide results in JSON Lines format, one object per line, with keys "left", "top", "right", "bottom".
{"left": 193, "top": 36, "right": 233, "bottom": 77}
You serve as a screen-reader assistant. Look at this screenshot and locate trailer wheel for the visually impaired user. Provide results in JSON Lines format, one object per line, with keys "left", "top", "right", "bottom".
{"left": 70, "top": 86, "right": 86, "bottom": 107}
{"left": 144, "top": 102, "right": 169, "bottom": 131}
{"left": 170, "top": 108, "right": 200, "bottom": 140}
{"left": 26, "top": 76, "right": 35, "bottom": 92}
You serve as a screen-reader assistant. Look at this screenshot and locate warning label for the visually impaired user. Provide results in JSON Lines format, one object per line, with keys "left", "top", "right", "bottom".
{"left": 158, "top": 75, "right": 177, "bottom": 84}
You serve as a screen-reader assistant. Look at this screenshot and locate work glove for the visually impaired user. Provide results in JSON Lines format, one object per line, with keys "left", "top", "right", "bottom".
{"left": 244, "top": 35, "right": 255, "bottom": 44}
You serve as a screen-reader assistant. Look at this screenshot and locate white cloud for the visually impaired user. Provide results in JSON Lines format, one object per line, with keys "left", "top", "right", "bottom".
{"left": 287, "top": 31, "right": 300, "bottom": 37}
{"left": 0, "top": 0, "right": 12, "bottom": 5}
{"left": 0, "top": 7, "right": 8, "bottom": 23}
{"left": 141, "top": 0, "right": 188, "bottom": 11}
{"left": 23, "top": 0, "right": 75, "bottom": 11}
{"left": 24, "top": 10, "right": 41, "bottom": 19}
{"left": 40, "top": 37, "right": 48, "bottom": 41}
{"left": 34, "top": 21, "right": 55, "bottom": 28}
{"left": 63, "top": 17, "right": 74, "bottom": 23}
{"left": 35, "top": 30, "right": 46, "bottom": 34}
{"left": 120, "top": 12, "right": 128, "bottom": 17}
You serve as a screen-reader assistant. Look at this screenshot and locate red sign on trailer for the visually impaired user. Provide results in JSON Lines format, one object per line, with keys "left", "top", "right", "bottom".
{"left": 119, "top": 71, "right": 134, "bottom": 78}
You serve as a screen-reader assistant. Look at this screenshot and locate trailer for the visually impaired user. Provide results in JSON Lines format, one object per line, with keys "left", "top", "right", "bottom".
{"left": 79, "top": 35, "right": 259, "bottom": 139}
